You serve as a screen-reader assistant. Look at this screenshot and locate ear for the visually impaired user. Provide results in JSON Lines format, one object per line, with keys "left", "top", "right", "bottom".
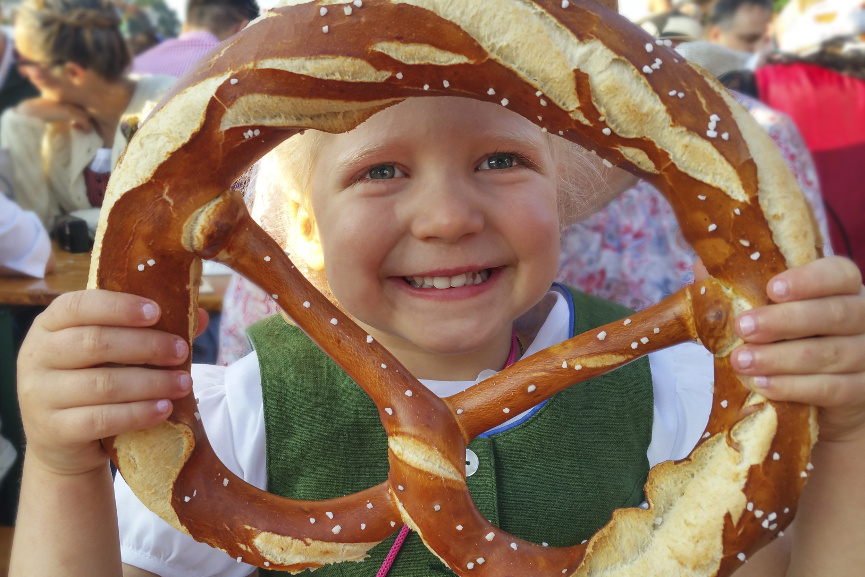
{"left": 63, "top": 61, "right": 88, "bottom": 85}
{"left": 708, "top": 25, "right": 722, "bottom": 44}
{"left": 295, "top": 204, "right": 325, "bottom": 271}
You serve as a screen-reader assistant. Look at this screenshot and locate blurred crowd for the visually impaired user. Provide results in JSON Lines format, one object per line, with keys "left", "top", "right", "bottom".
{"left": 633, "top": 0, "right": 865, "bottom": 280}
{"left": 0, "top": 0, "right": 863, "bottom": 515}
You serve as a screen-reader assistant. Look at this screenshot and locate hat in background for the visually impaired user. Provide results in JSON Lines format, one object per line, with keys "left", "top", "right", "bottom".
{"left": 675, "top": 40, "right": 753, "bottom": 76}
{"left": 775, "top": 0, "right": 865, "bottom": 55}
{"left": 639, "top": 11, "right": 704, "bottom": 42}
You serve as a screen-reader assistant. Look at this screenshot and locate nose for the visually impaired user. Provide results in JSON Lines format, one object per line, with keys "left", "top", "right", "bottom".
{"left": 406, "top": 173, "right": 484, "bottom": 243}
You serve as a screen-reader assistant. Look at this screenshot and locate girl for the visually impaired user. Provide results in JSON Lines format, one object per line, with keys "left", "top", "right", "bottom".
{"left": 0, "top": 0, "right": 174, "bottom": 229}
{"left": 12, "top": 96, "right": 865, "bottom": 577}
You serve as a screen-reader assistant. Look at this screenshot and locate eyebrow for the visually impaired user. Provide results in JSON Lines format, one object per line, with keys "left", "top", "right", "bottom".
{"left": 332, "top": 140, "right": 392, "bottom": 169}
{"left": 332, "top": 125, "right": 548, "bottom": 168}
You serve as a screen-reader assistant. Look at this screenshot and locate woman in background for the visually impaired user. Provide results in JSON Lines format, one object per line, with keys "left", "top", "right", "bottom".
{"left": 0, "top": 0, "right": 173, "bottom": 229}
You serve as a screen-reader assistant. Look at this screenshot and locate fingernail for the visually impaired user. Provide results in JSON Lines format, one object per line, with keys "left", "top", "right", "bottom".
{"left": 738, "top": 314, "right": 756, "bottom": 336}
{"left": 177, "top": 373, "right": 192, "bottom": 392}
{"left": 156, "top": 400, "right": 171, "bottom": 413}
{"left": 771, "top": 279, "right": 789, "bottom": 299}
{"left": 752, "top": 376, "right": 769, "bottom": 389}
{"left": 142, "top": 303, "right": 158, "bottom": 320}
{"left": 736, "top": 350, "right": 754, "bottom": 369}
{"left": 175, "top": 339, "right": 187, "bottom": 359}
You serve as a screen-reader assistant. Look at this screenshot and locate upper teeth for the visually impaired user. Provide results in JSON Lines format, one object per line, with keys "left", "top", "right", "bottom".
{"left": 408, "top": 270, "right": 490, "bottom": 289}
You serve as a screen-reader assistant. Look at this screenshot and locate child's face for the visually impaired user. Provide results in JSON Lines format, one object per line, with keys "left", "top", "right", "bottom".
{"left": 307, "top": 97, "right": 561, "bottom": 375}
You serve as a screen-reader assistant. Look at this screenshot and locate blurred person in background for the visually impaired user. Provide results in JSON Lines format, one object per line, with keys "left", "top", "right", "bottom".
{"left": 754, "top": 0, "right": 865, "bottom": 275}
{"left": 0, "top": 0, "right": 174, "bottom": 229}
{"left": 130, "top": 0, "right": 259, "bottom": 78}
{"left": 0, "top": 1, "right": 38, "bottom": 113}
{"left": 707, "top": 0, "right": 774, "bottom": 56}
{"left": 120, "top": 5, "right": 162, "bottom": 56}
{"left": 638, "top": 9, "right": 704, "bottom": 45}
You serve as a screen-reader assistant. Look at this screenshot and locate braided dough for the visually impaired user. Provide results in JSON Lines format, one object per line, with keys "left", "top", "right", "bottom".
{"left": 89, "top": 1, "right": 822, "bottom": 575}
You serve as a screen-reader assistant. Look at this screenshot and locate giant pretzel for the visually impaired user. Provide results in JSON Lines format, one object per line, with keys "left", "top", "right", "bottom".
{"left": 89, "top": 0, "right": 822, "bottom": 575}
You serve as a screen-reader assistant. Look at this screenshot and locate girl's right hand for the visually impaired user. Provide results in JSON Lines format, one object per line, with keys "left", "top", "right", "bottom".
{"left": 17, "top": 290, "right": 192, "bottom": 477}
{"left": 15, "top": 97, "right": 92, "bottom": 132}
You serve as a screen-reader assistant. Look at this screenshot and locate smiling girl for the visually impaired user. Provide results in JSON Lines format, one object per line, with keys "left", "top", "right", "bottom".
{"left": 11, "top": 96, "right": 865, "bottom": 577}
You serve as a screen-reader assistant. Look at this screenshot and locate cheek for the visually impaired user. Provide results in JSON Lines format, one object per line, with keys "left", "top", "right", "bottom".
{"left": 507, "top": 184, "right": 561, "bottom": 279}
{"left": 317, "top": 206, "right": 393, "bottom": 308}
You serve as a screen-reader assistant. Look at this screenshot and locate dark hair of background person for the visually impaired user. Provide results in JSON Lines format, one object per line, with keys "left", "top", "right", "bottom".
{"left": 121, "top": 8, "right": 161, "bottom": 55}
{"left": 766, "top": 39, "right": 865, "bottom": 81}
{"left": 710, "top": 0, "right": 773, "bottom": 26}
{"left": 717, "top": 69, "right": 759, "bottom": 98}
{"left": 15, "top": 0, "right": 131, "bottom": 82}
{"left": 186, "top": 0, "right": 260, "bottom": 37}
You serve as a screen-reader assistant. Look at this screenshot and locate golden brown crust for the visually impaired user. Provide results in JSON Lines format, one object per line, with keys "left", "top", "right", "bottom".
{"left": 91, "top": 1, "right": 819, "bottom": 574}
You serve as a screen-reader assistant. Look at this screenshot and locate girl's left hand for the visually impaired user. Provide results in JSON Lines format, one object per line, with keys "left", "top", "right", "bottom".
{"left": 729, "top": 256, "right": 865, "bottom": 443}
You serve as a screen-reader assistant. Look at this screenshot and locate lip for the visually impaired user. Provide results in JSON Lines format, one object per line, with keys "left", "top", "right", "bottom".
{"left": 388, "top": 267, "right": 503, "bottom": 301}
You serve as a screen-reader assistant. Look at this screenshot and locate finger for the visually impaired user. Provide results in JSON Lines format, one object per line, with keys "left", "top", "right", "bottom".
{"left": 38, "top": 290, "right": 161, "bottom": 332}
{"left": 731, "top": 335, "right": 865, "bottom": 376}
{"left": 767, "top": 256, "right": 863, "bottom": 303}
{"left": 743, "top": 372, "right": 865, "bottom": 411}
{"left": 42, "top": 325, "right": 188, "bottom": 369}
{"left": 49, "top": 400, "right": 176, "bottom": 444}
{"left": 195, "top": 308, "right": 209, "bottom": 338}
{"left": 735, "top": 294, "right": 865, "bottom": 343}
{"left": 46, "top": 368, "right": 192, "bottom": 409}
{"left": 693, "top": 257, "right": 709, "bottom": 282}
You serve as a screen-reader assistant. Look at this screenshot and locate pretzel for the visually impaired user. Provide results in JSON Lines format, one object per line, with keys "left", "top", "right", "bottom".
{"left": 88, "top": 0, "right": 822, "bottom": 574}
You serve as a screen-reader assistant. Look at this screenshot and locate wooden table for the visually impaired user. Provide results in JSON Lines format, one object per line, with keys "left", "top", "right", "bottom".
{"left": 0, "top": 243, "right": 229, "bottom": 311}
{"left": 0, "top": 525, "right": 11, "bottom": 577}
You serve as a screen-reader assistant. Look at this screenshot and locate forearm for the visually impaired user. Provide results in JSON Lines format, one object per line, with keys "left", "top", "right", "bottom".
{"left": 786, "top": 432, "right": 865, "bottom": 576}
{"left": 730, "top": 434, "right": 865, "bottom": 577}
{"left": 10, "top": 455, "right": 123, "bottom": 577}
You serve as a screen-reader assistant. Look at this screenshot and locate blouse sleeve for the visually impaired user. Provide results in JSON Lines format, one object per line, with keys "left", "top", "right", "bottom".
{"left": 646, "top": 342, "right": 714, "bottom": 468}
{"left": 0, "top": 195, "right": 51, "bottom": 278}
{"left": 116, "top": 354, "right": 267, "bottom": 577}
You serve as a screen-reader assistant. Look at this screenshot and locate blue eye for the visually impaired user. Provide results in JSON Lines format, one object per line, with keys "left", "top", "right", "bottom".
{"left": 367, "top": 164, "right": 397, "bottom": 179}
{"left": 478, "top": 154, "right": 515, "bottom": 170}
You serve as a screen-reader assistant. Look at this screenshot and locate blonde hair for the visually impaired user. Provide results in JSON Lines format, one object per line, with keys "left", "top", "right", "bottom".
{"left": 16, "top": 0, "right": 131, "bottom": 81}
{"left": 247, "top": 115, "right": 622, "bottom": 294}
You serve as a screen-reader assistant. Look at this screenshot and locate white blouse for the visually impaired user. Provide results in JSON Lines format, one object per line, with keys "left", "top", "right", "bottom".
{"left": 0, "top": 194, "right": 52, "bottom": 278}
{"left": 117, "top": 290, "right": 714, "bottom": 576}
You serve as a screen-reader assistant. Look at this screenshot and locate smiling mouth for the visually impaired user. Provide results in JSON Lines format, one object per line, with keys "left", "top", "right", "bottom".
{"left": 403, "top": 269, "right": 492, "bottom": 289}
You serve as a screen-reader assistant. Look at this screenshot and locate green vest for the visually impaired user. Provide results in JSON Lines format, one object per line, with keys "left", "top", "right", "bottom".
{"left": 249, "top": 287, "right": 653, "bottom": 576}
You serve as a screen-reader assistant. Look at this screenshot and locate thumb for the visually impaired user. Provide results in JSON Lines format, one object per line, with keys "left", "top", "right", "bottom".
{"left": 195, "top": 308, "right": 210, "bottom": 338}
{"left": 693, "top": 257, "right": 709, "bottom": 282}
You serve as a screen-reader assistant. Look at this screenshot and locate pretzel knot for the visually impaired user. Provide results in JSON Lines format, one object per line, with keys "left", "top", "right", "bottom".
{"left": 90, "top": 1, "right": 821, "bottom": 575}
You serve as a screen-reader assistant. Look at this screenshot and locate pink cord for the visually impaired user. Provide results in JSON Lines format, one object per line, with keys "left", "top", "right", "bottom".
{"left": 505, "top": 326, "right": 520, "bottom": 367}
{"left": 376, "top": 524, "right": 411, "bottom": 577}
{"left": 375, "top": 327, "right": 520, "bottom": 575}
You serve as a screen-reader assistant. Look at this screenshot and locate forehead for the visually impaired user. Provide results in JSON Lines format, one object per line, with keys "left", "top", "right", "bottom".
{"left": 730, "top": 4, "right": 772, "bottom": 31}
{"left": 318, "top": 96, "right": 549, "bottom": 159}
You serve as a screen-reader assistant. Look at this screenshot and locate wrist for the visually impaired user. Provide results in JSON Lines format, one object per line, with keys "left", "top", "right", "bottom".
{"left": 23, "top": 446, "right": 111, "bottom": 480}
